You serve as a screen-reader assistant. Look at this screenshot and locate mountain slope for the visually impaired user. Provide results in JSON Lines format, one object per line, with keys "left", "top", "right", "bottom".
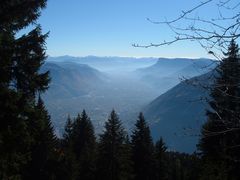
{"left": 41, "top": 62, "right": 106, "bottom": 99}
{"left": 41, "top": 61, "right": 160, "bottom": 136}
{"left": 41, "top": 57, "right": 216, "bottom": 143}
{"left": 136, "top": 58, "right": 215, "bottom": 93}
{"left": 47, "top": 56, "right": 158, "bottom": 73}
{"left": 144, "top": 72, "right": 215, "bottom": 153}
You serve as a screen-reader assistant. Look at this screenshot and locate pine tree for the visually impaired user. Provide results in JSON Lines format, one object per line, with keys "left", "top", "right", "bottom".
{"left": 60, "top": 111, "right": 97, "bottom": 180}
{"left": 131, "top": 112, "right": 154, "bottom": 180}
{"left": 72, "top": 110, "right": 96, "bottom": 180}
{"left": 198, "top": 40, "right": 240, "bottom": 179}
{"left": 119, "top": 135, "right": 134, "bottom": 180}
{"left": 63, "top": 115, "right": 74, "bottom": 144}
{"left": 96, "top": 110, "right": 133, "bottom": 180}
{"left": 154, "top": 137, "right": 167, "bottom": 180}
{"left": 60, "top": 115, "right": 79, "bottom": 180}
{"left": 0, "top": 1, "right": 49, "bottom": 179}
{"left": 23, "top": 96, "right": 57, "bottom": 180}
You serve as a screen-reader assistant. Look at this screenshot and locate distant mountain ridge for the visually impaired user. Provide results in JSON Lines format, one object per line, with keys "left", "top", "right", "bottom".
{"left": 42, "top": 56, "right": 217, "bottom": 147}
{"left": 47, "top": 56, "right": 158, "bottom": 73}
{"left": 41, "top": 60, "right": 160, "bottom": 136}
{"left": 136, "top": 58, "right": 216, "bottom": 93}
{"left": 41, "top": 62, "right": 106, "bottom": 99}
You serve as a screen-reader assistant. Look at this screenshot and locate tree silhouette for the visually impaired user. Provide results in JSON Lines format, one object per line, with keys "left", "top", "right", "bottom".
{"left": 0, "top": 0, "right": 49, "bottom": 179}
{"left": 131, "top": 112, "right": 154, "bottom": 180}
{"left": 154, "top": 137, "right": 168, "bottom": 180}
{"left": 96, "top": 110, "right": 133, "bottom": 180}
{"left": 198, "top": 40, "right": 240, "bottom": 179}
{"left": 72, "top": 110, "right": 96, "bottom": 180}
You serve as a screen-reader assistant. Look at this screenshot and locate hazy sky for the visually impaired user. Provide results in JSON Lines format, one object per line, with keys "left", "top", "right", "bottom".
{"left": 36, "top": 0, "right": 223, "bottom": 58}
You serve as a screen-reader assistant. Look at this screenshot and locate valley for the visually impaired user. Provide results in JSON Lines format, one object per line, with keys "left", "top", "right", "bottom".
{"left": 42, "top": 56, "right": 216, "bottom": 152}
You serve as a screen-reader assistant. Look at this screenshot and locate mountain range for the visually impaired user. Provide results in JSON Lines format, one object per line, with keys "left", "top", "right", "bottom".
{"left": 42, "top": 56, "right": 217, "bottom": 152}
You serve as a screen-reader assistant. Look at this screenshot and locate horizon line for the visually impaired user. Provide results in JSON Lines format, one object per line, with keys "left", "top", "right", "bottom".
{"left": 47, "top": 54, "right": 213, "bottom": 60}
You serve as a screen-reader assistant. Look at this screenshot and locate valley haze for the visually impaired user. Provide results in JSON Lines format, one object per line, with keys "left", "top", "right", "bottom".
{"left": 43, "top": 55, "right": 217, "bottom": 152}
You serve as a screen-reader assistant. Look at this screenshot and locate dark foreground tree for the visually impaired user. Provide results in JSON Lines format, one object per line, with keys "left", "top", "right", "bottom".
{"left": 199, "top": 40, "right": 240, "bottom": 179}
{"left": 72, "top": 110, "right": 96, "bottom": 180}
{"left": 131, "top": 112, "right": 154, "bottom": 180}
{"left": 154, "top": 137, "right": 168, "bottom": 180}
{"left": 23, "top": 96, "right": 57, "bottom": 180}
{"left": 164, "top": 152, "right": 200, "bottom": 180}
{"left": 61, "top": 111, "right": 97, "bottom": 180}
{"left": 0, "top": 0, "right": 50, "bottom": 179}
{"left": 96, "top": 110, "right": 133, "bottom": 180}
{"left": 60, "top": 115, "right": 79, "bottom": 180}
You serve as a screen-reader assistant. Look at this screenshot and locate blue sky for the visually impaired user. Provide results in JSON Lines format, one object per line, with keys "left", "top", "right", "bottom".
{"left": 36, "top": 0, "right": 221, "bottom": 58}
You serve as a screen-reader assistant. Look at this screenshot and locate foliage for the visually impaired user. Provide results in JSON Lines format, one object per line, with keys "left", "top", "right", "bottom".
{"left": 61, "top": 110, "right": 97, "bottom": 180}
{"left": 96, "top": 110, "right": 133, "bottom": 180}
{"left": 131, "top": 112, "right": 154, "bottom": 180}
{"left": 199, "top": 40, "right": 240, "bottom": 179}
{"left": 0, "top": 0, "right": 50, "bottom": 179}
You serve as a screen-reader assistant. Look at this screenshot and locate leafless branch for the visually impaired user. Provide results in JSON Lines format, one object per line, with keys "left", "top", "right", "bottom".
{"left": 134, "top": 0, "right": 240, "bottom": 57}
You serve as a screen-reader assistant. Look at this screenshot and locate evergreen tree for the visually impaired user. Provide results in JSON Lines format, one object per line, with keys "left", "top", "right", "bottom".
{"left": 119, "top": 135, "right": 134, "bottom": 180}
{"left": 23, "top": 96, "right": 57, "bottom": 180}
{"left": 60, "top": 111, "right": 97, "bottom": 180}
{"left": 63, "top": 115, "right": 73, "bottom": 143}
{"left": 72, "top": 110, "right": 96, "bottom": 180}
{"left": 0, "top": 1, "right": 49, "bottom": 179}
{"left": 131, "top": 112, "right": 154, "bottom": 180}
{"left": 154, "top": 137, "right": 167, "bottom": 180}
{"left": 96, "top": 110, "right": 133, "bottom": 180}
{"left": 198, "top": 40, "right": 240, "bottom": 179}
{"left": 60, "top": 115, "right": 79, "bottom": 180}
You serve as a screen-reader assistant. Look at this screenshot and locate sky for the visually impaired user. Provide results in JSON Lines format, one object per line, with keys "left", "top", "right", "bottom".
{"left": 34, "top": 0, "right": 229, "bottom": 58}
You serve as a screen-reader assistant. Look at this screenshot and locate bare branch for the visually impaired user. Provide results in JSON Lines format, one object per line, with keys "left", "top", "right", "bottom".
{"left": 135, "top": 0, "right": 240, "bottom": 57}
{"left": 146, "top": 0, "right": 213, "bottom": 24}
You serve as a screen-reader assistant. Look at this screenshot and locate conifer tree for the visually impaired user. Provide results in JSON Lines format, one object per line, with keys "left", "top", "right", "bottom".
{"left": 119, "top": 135, "right": 134, "bottom": 180}
{"left": 61, "top": 115, "right": 79, "bottom": 180}
{"left": 23, "top": 96, "right": 57, "bottom": 180}
{"left": 154, "top": 137, "right": 167, "bottom": 180}
{"left": 60, "top": 111, "right": 97, "bottom": 180}
{"left": 199, "top": 40, "right": 240, "bottom": 179}
{"left": 0, "top": 1, "right": 49, "bottom": 179}
{"left": 96, "top": 110, "right": 133, "bottom": 180}
{"left": 63, "top": 115, "right": 74, "bottom": 144}
{"left": 131, "top": 112, "right": 154, "bottom": 180}
{"left": 72, "top": 110, "right": 96, "bottom": 180}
